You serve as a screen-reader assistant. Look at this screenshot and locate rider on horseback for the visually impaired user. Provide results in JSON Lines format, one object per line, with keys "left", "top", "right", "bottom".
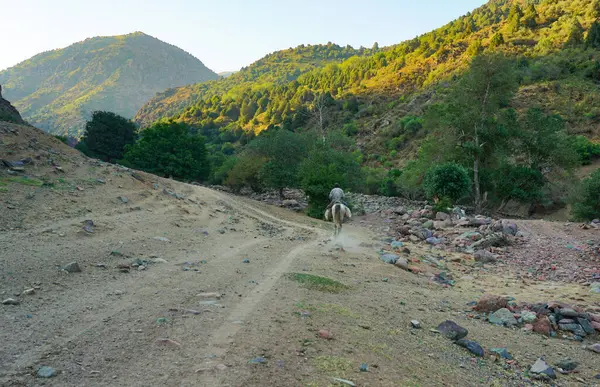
{"left": 327, "top": 183, "right": 346, "bottom": 210}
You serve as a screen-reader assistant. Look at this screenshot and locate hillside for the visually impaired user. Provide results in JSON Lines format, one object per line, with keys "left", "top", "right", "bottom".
{"left": 0, "top": 32, "right": 217, "bottom": 137}
{"left": 134, "top": 43, "right": 378, "bottom": 127}
{"left": 0, "top": 85, "right": 25, "bottom": 124}
{"left": 135, "top": 0, "right": 600, "bottom": 161}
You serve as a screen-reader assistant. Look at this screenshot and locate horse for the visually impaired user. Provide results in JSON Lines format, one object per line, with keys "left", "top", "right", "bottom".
{"left": 324, "top": 202, "right": 352, "bottom": 237}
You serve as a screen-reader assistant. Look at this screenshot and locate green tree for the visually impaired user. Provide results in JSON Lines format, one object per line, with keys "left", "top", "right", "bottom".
{"left": 489, "top": 32, "right": 505, "bottom": 49}
{"left": 506, "top": 4, "right": 524, "bottom": 33}
{"left": 122, "top": 120, "right": 210, "bottom": 181}
{"left": 572, "top": 169, "right": 600, "bottom": 220}
{"left": 249, "top": 128, "right": 309, "bottom": 197}
{"left": 466, "top": 40, "right": 483, "bottom": 57}
{"left": 586, "top": 21, "right": 600, "bottom": 48}
{"left": 433, "top": 54, "right": 518, "bottom": 212}
{"left": 565, "top": 19, "right": 584, "bottom": 47}
{"left": 522, "top": 4, "right": 538, "bottom": 29}
{"left": 494, "top": 164, "right": 544, "bottom": 211}
{"left": 225, "top": 154, "right": 266, "bottom": 192}
{"left": 423, "top": 163, "right": 471, "bottom": 203}
{"left": 79, "top": 111, "right": 136, "bottom": 162}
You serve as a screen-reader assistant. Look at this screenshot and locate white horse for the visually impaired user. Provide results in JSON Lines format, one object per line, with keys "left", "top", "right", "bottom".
{"left": 324, "top": 202, "right": 352, "bottom": 237}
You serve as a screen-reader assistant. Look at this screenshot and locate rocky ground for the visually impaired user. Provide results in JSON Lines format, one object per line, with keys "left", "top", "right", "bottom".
{"left": 1, "top": 121, "right": 600, "bottom": 386}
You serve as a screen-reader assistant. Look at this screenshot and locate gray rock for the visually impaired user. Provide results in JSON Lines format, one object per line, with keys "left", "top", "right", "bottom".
{"left": 489, "top": 348, "right": 513, "bottom": 360}
{"left": 555, "top": 358, "right": 578, "bottom": 372}
{"left": 559, "top": 323, "right": 587, "bottom": 337}
{"left": 489, "top": 308, "right": 517, "bottom": 326}
{"left": 153, "top": 236, "right": 170, "bottom": 242}
{"left": 394, "top": 257, "right": 409, "bottom": 270}
{"left": 426, "top": 237, "right": 442, "bottom": 245}
{"left": 530, "top": 358, "right": 556, "bottom": 379}
{"left": 380, "top": 253, "right": 399, "bottom": 264}
{"left": 422, "top": 220, "right": 434, "bottom": 229}
{"left": 411, "top": 320, "right": 421, "bottom": 329}
{"left": 118, "top": 196, "right": 129, "bottom": 204}
{"left": 455, "top": 339, "right": 485, "bottom": 357}
{"left": 37, "top": 366, "right": 56, "bottom": 378}
{"left": 63, "top": 262, "right": 81, "bottom": 273}
{"left": 559, "top": 308, "right": 580, "bottom": 317}
{"left": 587, "top": 343, "right": 600, "bottom": 353}
{"left": 435, "top": 212, "right": 450, "bottom": 221}
{"left": 577, "top": 317, "right": 596, "bottom": 335}
{"left": 2, "top": 298, "right": 20, "bottom": 305}
{"left": 474, "top": 250, "right": 497, "bottom": 263}
{"left": 590, "top": 282, "right": 600, "bottom": 294}
{"left": 436, "top": 320, "right": 468, "bottom": 341}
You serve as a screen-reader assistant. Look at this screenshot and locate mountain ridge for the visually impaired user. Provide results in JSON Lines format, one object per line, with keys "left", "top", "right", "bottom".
{"left": 0, "top": 31, "right": 218, "bottom": 136}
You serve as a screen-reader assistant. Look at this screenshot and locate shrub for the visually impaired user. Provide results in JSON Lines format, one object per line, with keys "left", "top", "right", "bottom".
{"left": 572, "top": 169, "right": 600, "bottom": 220}
{"left": 572, "top": 135, "right": 600, "bottom": 165}
{"left": 423, "top": 163, "right": 471, "bottom": 203}
{"left": 224, "top": 154, "right": 266, "bottom": 193}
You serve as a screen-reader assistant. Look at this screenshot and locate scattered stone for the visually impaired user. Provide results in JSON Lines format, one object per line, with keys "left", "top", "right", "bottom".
{"left": 2, "top": 298, "right": 20, "bottom": 305}
{"left": 587, "top": 343, "right": 600, "bottom": 353}
{"left": 455, "top": 339, "right": 485, "bottom": 357}
{"left": 22, "top": 288, "right": 35, "bottom": 295}
{"left": 591, "top": 283, "right": 600, "bottom": 294}
{"left": 155, "top": 338, "right": 181, "bottom": 346}
{"left": 332, "top": 378, "right": 355, "bottom": 387}
{"left": 555, "top": 358, "right": 578, "bottom": 372}
{"left": 318, "top": 329, "right": 333, "bottom": 339}
{"left": 153, "top": 236, "right": 170, "bottom": 242}
{"left": 436, "top": 320, "right": 468, "bottom": 341}
{"left": 118, "top": 196, "right": 129, "bottom": 203}
{"left": 577, "top": 317, "right": 596, "bottom": 335}
{"left": 62, "top": 262, "right": 81, "bottom": 273}
{"left": 530, "top": 358, "right": 556, "bottom": 380}
{"left": 411, "top": 320, "right": 421, "bottom": 329}
{"left": 474, "top": 294, "right": 508, "bottom": 313}
{"left": 489, "top": 348, "right": 513, "bottom": 360}
{"left": 391, "top": 241, "right": 404, "bottom": 249}
{"left": 532, "top": 317, "right": 551, "bottom": 336}
{"left": 359, "top": 363, "right": 368, "bottom": 372}
{"left": 521, "top": 311, "right": 537, "bottom": 323}
{"left": 436, "top": 212, "right": 450, "bottom": 221}
{"left": 242, "top": 258, "right": 250, "bottom": 263}
{"left": 394, "top": 257, "right": 409, "bottom": 271}
{"left": 489, "top": 308, "right": 517, "bottom": 327}
{"left": 380, "top": 253, "right": 399, "bottom": 264}
{"left": 82, "top": 219, "right": 94, "bottom": 233}
{"left": 426, "top": 237, "right": 442, "bottom": 245}
{"left": 248, "top": 357, "right": 267, "bottom": 364}
{"left": 37, "top": 366, "right": 56, "bottom": 378}
{"left": 197, "top": 292, "right": 221, "bottom": 299}
{"left": 474, "top": 249, "right": 497, "bottom": 263}
{"left": 151, "top": 258, "right": 168, "bottom": 264}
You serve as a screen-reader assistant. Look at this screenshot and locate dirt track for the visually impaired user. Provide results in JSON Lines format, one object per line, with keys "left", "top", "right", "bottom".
{"left": 1, "top": 123, "right": 600, "bottom": 386}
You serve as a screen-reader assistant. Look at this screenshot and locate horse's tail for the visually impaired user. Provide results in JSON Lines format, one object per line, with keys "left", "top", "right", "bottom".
{"left": 333, "top": 203, "right": 342, "bottom": 225}
{"left": 345, "top": 205, "right": 352, "bottom": 219}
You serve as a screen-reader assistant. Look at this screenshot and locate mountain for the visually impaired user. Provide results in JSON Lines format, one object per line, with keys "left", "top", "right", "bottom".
{"left": 0, "top": 32, "right": 218, "bottom": 136}
{"left": 218, "top": 71, "right": 237, "bottom": 78}
{"left": 135, "top": 0, "right": 600, "bottom": 160}
{"left": 134, "top": 43, "right": 378, "bottom": 127}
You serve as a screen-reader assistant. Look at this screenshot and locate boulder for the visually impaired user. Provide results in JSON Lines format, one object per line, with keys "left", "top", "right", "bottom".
{"left": 474, "top": 250, "right": 497, "bottom": 263}
{"left": 530, "top": 358, "right": 556, "bottom": 380}
{"left": 474, "top": 294, "right": 508, "bottom": 313}
{"left": 435, "top": 212, "right": 450, "bottom": 221}
{"left": 489, "top": 308, "right": 517, "bottom": 327}
{"left": 455, "top": 339, "right": 485, "bottom": 357}
{"left": 436, "top": 320, "right": 468, "bottom": 341}
{"left": 532, "top": 317, "right": 551, "bottom": 336}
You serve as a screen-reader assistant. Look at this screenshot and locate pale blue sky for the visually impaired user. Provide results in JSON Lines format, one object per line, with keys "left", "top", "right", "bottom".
{"left": 0, "top": 0, "right": 485, "bottom": 73}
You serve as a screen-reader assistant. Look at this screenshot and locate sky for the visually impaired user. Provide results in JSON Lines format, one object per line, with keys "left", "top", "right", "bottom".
{"left": 0, "top": 0, "right": 486, "bottom": 73}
